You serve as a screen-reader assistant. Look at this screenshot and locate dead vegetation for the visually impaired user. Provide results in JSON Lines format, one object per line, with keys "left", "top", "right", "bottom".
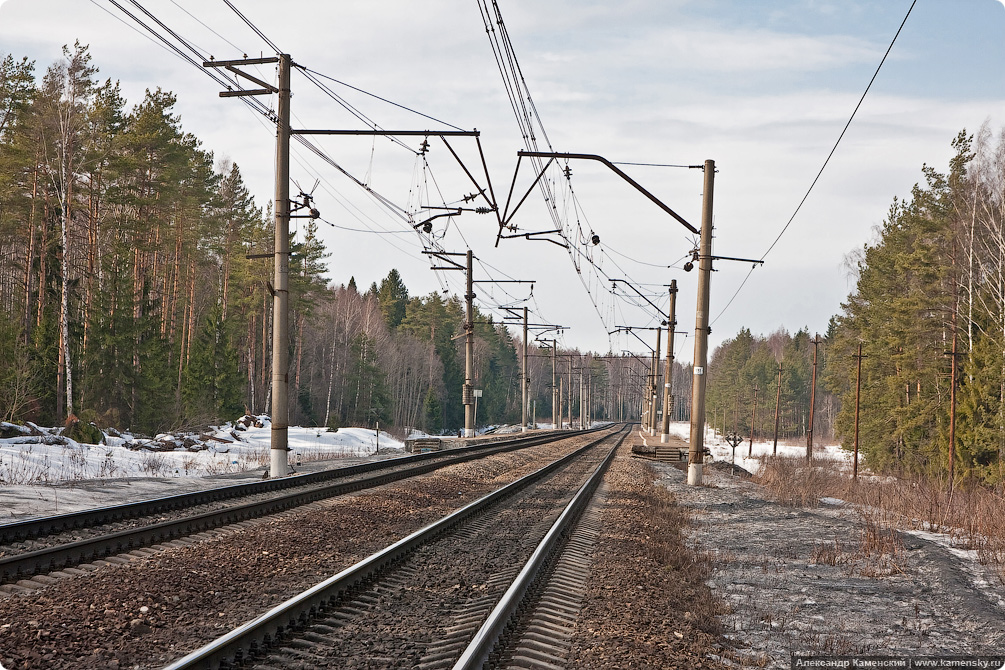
{"left": 810, "top": 509, "right": 905, "bottom": 577}
{"left": 753, "top": 454, "right": 852, "bottom": 508}
{"left": 755, "top": 454, "right": 1005, "bottom": 584}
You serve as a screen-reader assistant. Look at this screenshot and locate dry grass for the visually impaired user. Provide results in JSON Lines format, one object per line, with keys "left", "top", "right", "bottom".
{"left": 755, "top": 454, "right": 1005, "bottom": 584}
{"left": 754, "top": 455, "right": 852, "bottom": 508}
{"left": 808, "top": 510, "right": 904, "bottom": 577}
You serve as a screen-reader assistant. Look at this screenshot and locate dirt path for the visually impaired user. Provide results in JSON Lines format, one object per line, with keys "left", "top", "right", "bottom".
{"left": 659, "top": 463, "right": 1005, "bottom": 667}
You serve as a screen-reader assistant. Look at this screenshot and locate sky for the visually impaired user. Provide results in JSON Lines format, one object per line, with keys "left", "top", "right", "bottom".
{"left": 1, "top": 0, "right": 1004, "bottom": 362}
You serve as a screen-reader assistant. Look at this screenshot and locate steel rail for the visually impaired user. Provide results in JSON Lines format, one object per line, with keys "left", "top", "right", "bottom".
{"left": 161, "top": 424, "right": 629, "bottom": 670}
{"left": 0, "top": 428, "right": 599, "bottom": 545}
{"left": 453, "top": 428, "right": 626, "bottom": 669}
{"left": 0, "top": 428, "right": 606, "bottom": 585}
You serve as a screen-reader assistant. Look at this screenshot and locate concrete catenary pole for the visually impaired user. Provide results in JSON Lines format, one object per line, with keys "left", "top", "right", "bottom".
{"left": 551, "top": 340, "right": 558, "bottom": 430}
{"left": 807, "top": 334, "right": 821, "bottom": 460}
{"left": 567, "top": 360, "right": 572, "bottom": 430}
{"left": 650, "top": 351, "right": 658, "bottom": 433}
{"left": 559, "top": 375, "right": 564, "bottom": 430}
{"left": 661, "top": 280, "right": 678, "bottom": 443}
{"left": 688, "top": 159, "right": 715, "bottom": 486}
{"left": 579, "top": 367, "right": 585, "bottom": 429}
{"left": 748, "top": 385, "right": 758, "bottom": 458}
{"left": 522, "top": 306, "right": 529, "bottom": 432}
{"left": 651, "top": 327, "right": 661, "bottom": 435}
{"left": 270, "top": 54, "right": 292, "bottom": 479}
{"left": 464, "top": 250, "right": 475, "bottom": 437}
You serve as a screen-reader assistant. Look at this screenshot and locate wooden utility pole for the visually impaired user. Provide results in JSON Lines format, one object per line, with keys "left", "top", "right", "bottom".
{"left": 748, "top": 385, "right": 758, "bottom": 457}
{"left": 464, "top": 249, "right": 475, "bottom": 437}
{"left": 688, "top": 159, "right": 715, "bottom": 486}
{"left": 772, "top": 362, "right": 783, "bottom": 456}
{"left": 947, "top": 327, "right": 959, "bottom": 490}
{"left": 807, "top": 334, "right": 821, "bottom": 460}
{"left": 661, "top": 281, "right": 678, "bottom": 442}
{"left": 853, "top": 343, "right": 865, "bottom": 479}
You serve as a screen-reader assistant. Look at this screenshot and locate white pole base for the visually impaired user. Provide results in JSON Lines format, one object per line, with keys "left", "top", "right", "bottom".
{"left": 464, "top": 429, "right": 475, "bottom": 438}
{"left": 270, "top": 449, "right": 288, "bottom": 478}
{"left": 687, "top": 463, "right": 703, "bottom": 486}
{"left": 660, "top": 433, "right": 669, "bottom": 443}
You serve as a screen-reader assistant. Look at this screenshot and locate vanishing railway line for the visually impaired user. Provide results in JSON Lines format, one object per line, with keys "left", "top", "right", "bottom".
{"left": 0, "top": 428, "right": 603, "bottom": 588}
{"left": 163, "top": 424, "right": 629, "bottom": 670}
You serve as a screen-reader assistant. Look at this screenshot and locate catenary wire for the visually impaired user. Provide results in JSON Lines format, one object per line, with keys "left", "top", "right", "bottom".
{"left": 297, "top": 67, "right": 465, "bottom": 133}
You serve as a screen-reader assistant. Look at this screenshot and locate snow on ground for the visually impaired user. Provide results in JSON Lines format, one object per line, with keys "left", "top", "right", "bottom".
{"left": 0, "top": 417, "right": 851, "bottom": 487}
{"left": 0, "top": 416, "right": 404, "bottom": 485}
{"left": 647, "top": 420, "right": 853, "bottom": 474}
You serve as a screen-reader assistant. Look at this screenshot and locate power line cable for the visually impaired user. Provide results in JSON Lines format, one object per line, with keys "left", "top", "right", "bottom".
{"left": 170, "top": 0, "right": 245, "bottom": 54}
{"left": 222, "top": 0, "right": 280, "bottom": 53}
{"left": 712, "top": 0, "right": 917, "bottom": 326}
{"left": 760, "top": 0, "right": 917, "bottom": 261}
{"left": 88, "top": 0, "right": 191, "bottom": 62}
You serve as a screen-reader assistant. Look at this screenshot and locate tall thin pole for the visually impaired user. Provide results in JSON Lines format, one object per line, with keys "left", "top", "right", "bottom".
{"left": 521, "top": 306, "right": 529, "bottom": 432}
{"left": 558, "top": 375, "right": 564, "bottom": 430}
{"left": 579, "top": 368, "right": 585, "bottom": 430}
{"left": 772, "top": 362, "right": 783, "bottom": 456}
{"left": 661, "top": 281, "right": 677, "bottom": 442}
{"left": 748, "top": 385, "right": 758, "bottom": 457}
{"left": 651, "top": 327, "right": 661, "bottom": 434}
{"left": 688, "top": 159, "right": 715, "bottom": 486}
{"left": 853, "top": 343, "right": 863, "bottom": 479}
{"left": 551, "top": 340, "right": 558, "bottom": 430}
{"left": 464, "top": 250, "right": 475, "bottom": 437}
{"left": 567, "top": 360, "right": 572, "bottom": 430}
{"left": 643, "top": 354, "right": 653, "bottom": 433}
{"left": 807, "top": 335, "right": 820, "bottom": 461}
{"left": 948, "top": 326, "right": 958, "bottom": 489}
{"left": 270, "top": 54, "right": 292, "bottom": 479}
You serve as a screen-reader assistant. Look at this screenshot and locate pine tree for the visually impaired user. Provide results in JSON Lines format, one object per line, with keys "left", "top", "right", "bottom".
{"left": 377, "top": 268, "right": 409, "bottom": 330}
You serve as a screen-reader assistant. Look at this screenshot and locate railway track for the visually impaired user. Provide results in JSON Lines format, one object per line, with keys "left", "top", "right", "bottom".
{"left": 0, "top": 428, "right": 603, "bottom": 588}
{"left": 162, "top": 423, "right": 629, "bottom": 670}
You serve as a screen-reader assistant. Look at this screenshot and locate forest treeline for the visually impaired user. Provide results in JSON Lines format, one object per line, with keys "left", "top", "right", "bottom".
{"left": 8, "top": 46, "right": 1003, "bottom": 486}
{"left": 0, "top": 46, "right": 673, "bottom": 435}
{"left": 706, "top": 126, "right": 1005, "bottom": 486}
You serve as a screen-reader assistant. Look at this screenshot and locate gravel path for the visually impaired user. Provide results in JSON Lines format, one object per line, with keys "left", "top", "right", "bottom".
{"left": 566, "top": 451, "right": 729, "bottom": 669}
{"left": 663, "top": 463, "right": 1005, "bottom": 668}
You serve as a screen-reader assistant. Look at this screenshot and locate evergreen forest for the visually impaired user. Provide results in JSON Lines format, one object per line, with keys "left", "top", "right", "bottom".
{"left": 5, "top": 46, "right": 1005, "bottom": 488}
{"left": 705, "top": 126, "right": 1005, "bottom": 487}
{"left": 0, "top": 46, "right": 658, "bottom": 437}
